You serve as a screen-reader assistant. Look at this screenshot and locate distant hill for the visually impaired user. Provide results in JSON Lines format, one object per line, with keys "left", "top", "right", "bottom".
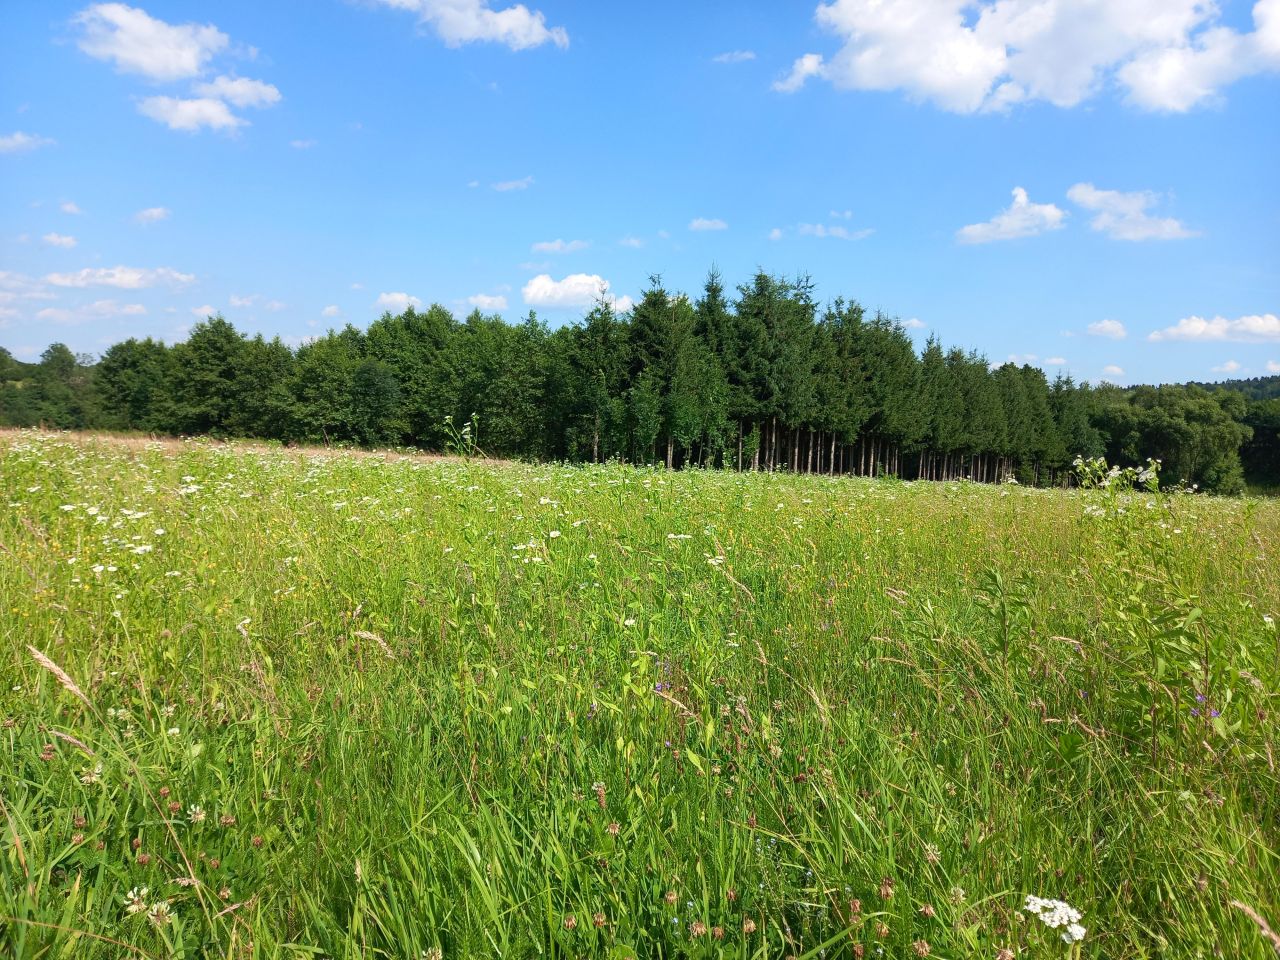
{"left": 1189, "top": 375, "right": 1280, "bottom": 402}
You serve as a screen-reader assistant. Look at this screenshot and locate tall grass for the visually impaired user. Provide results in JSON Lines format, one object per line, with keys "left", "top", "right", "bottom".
{"left": 2, "top": 431, "right": 1277, "bottom": 958}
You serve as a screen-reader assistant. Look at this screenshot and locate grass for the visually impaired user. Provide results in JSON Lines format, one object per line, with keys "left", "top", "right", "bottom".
{"left": 1, "top": 430, "right": 1278, "bottom": 959}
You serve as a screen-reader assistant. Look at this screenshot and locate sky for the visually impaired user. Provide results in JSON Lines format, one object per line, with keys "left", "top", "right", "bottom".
{"left": 1, "top": 0, "right": 1279, "bottom": 386}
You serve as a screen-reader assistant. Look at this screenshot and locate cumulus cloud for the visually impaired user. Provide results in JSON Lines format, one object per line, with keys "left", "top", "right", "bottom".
{"left": 1268, "top": 360, "right": 1280, "bottom": 373}
{"left": 797, "top": 222, "right": 874, "bottom": 240}
{"left": 768, "top": 227, "right": 784, "bottom": 241}
{"left": 376, "top": 291, "right": 422, "bottom": 312}
{"left": 619, "top": 236, "right": 644, "bottom": 248}
{"left": 190, "top": 304, "right": 217, "bottom": 318}
{"left": 138, "top": 96, "right": 246, "bottom": 132}
{"left": 61, "top": 202, "right": 83, "bottom": 215}
{"left": 689, "top": 217, "right": 728, "bottom": 231}
{"left": 1211, "top": 359, "right": 1242, "bottom": 374}
{"left": 43, "top": 233, "right": 78, "bottom": 248}
{"left": 35, "top": 299, "right": 147, "bottom": 324}
{"left": 531, "top": 238, "right": 588, "bottom": 253}
{"left": 467, "top": 293, "right": 509, "bottom": 310}
{"left": 1147, "top": 313, "right": 1280, "bottom": 342}
{"left": 780, "top": 0, "right": 1280, "bottom": 113}
{"left": 370, "top": 0, "right": 568, "bottom": 50}
{"left": 492, "top": 175, "right": 534, "bottom": 191}
{"left": 192, "top": 76, "right": 282, "bottom": 108}
{"left": 774, "top": 52, "right": 826, "bottom": 92}
{"left": 74, "top": 2, "right": 229, "bottom": 81}
{"left": 1087, "top": 319, "right": 1127, "bottom": 339}
{"left": 133, "top": 206, "right": 170, "bottom": 224}
{"left": 0, "top": 131, "right": 55, "bottom": 154}
{"left": 956, "top": 187, "right": 1065, "bottom": 244}
{"left": 1045, "top": 356, "right": 1067, "bottom": 365}
{"left": 291, "top": 139, "right": 317, "bottom": 149}
{"left": 321, "top": 304, "right": 341, "bottom": 318}
{"left": 522, "top": 273, "right": 631, "bottom": 312}
{"left": 229, "top": 293, "right": 257, "bottom": 307}
{"left": 1102, "top": 364, "right": 1126, "bottom": 378}
{"left": 713, "top": 50, "right": 756, "bottom": 63}
{"left": 1067, "top": 183, "right": 1195, "bottom": 240}
{"left": 45, "top": 265, "right": 194, "bottom": 289}
{"left": 901, "top": 317, "right": 926, "bottom": 329}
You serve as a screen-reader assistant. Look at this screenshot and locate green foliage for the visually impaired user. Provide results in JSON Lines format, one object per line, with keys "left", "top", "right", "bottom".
{"left": 2, "top": 436, "right": 1277, "bottom": 958}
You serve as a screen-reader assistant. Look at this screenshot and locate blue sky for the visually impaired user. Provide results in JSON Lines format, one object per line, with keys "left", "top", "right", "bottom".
{"left": 2, "top": 0, "right": 1278, "bottom": 385}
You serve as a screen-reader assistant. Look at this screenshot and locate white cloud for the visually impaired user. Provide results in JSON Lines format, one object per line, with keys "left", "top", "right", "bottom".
{"left": 0, "top": 131, "right": 55, "bottom": 154}
{"left": 492, "top": 175, "right": 534, "bottom": 191}
{"left": 797, "top": 222, "right": 874, "bottom": 240}
{"left": 321, "top": 304, "right": 341, "bottom": 318}
{"left": 133, "top": 206, "right": 170, "bottom": 224}
{"left": 774, "top": 52, "right": 825, "bottom": 93}
{"left": 784, "top": 0, "right": 1280, "bottom": 113}
{"left": 522, "top": 273, "right": 630, "bottom": 312}
{"left": 45, "top": 265, "right": 195, "bottom": 289}
{"left": 1045, "top": 356, "right": 1067, "bottom": 365}
{"left": 265, "top": 299, "right": 286, "bottom": 312}
{"left": 901, "top": 317, "right": 926, "bottom": 329}
{"left": 376, "top": 291, "right": 422, "bottom": 312}
{"left": 138, "top": 96, "right": 246, "bottom": 132}
{"left": 768, "top": 227, "right": 784, "bottom": 241}
{"left": 60, "top": 202, "right": 83, "bottom": 215}
{"left": 713, "top": 50, "right": 756, "bottom": 64}
{"left": 619, "top": 236, "right": 644, "bottom": 248}
{"left": 1211, "top": 359, "right": 1242, "bottom": 374}
{"left": 193, "top": 75, "right": 281, "bottom": 108}
{"left": 956, "top": 187, "right": 1065, "bottom": 244}
{"left": 1066, "top": 183, "right": 1195, "bottom": 240}
{"left": 1267, "top": 360, "right": 1280, "bottom": 373}
{"left": 291, "top": 139, "right": 317, "bottom": 149}
{"left": 1148, "top": 313, "right": 1280, "bottom": 342}
{"left": 531, "top": 238, "right": 588, "bottom": 253}
{"left": 689, "top": 217, "right": 728, "bottom": 231}
{"left": 35, "top": 299, "right": 147, "bottom": 324}
{"left": 74, "top": 3, "right": 229, "bottom": 81}
{"left": 468, "top": 293, "right": 509, "bottom": 310}
{"left": 1087, "top": 319, "right": 1128, "bottom": 340}
{"left": 229, "top": 293, "right": 257, "bottom": 307}
{"left": 42, "top": 233, "right": 78, "bottom": 248}
{"left": 1102, "top": 364, "right": 1126, "bottom": 378}
{"left": 190, "top": 304, "right": 217, "bottom": 318}
{"left": 369, "top": 0, "right": 568, "bottom": 50}
{"left": 830, "top": 209, "right": 853, "bottom": 219}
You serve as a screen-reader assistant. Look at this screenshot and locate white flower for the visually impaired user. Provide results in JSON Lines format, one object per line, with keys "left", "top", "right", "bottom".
{"left": 123, "top": 886, "right": 149, "bottom": 915}
{"left": 187, "top": 804, "right": 206, "bottom": 824}
{"left": 147, "top": 900, "right": 173, "bottom": 926}
{"left": 548, "top": 530, "right": 561, "bottom": 539}
{"left": 1062, "top": 923, "right": 1087, "bottom": 943}
{"left": 79, "top": 763, "right": 103, "bottom": 785}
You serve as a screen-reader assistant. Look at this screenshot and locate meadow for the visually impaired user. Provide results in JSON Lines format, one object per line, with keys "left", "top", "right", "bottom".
{"left": 2, "top": 431, "right": 1278, "bottom": 959}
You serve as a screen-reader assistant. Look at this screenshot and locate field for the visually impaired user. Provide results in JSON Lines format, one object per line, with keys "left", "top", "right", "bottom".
{"left": 2, "top": 431, "right": 1278, "bottom": 959}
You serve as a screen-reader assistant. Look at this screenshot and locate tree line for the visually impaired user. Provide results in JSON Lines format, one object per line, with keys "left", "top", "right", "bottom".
{"left": 2, "top": 270, "right": 1274, "bottom": 494}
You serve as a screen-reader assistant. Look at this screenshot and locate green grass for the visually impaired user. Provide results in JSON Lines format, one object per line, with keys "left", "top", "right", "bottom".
{"left": 2, "top": 431, "right": 1278, "bottom": 959}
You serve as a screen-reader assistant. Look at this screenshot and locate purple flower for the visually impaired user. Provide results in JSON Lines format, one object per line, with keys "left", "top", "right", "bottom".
{"left": 1190, "top": 708, "right": 1200, "bottom": 717}
{"left": 1195, "top": 694, "right": 1206, "bottom": 703}
{"left": 1210, "top": 709, "right": 1221, "bottom": 718}
{"left": 654, "top": 682, "right": 666, "bottom": 693}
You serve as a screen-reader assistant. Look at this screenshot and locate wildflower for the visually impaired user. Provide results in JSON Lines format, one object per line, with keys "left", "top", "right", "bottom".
{"left": 71, "top": 832, "right": 85, "bottom": 845}
{"left": 606, "top": 821, "right": 620, "bottom": 836}
{"left": 187, "top": 804, "right": 206, "bottom": 824}
{"left": 949, "top": 885, "right": 967, "bottom": 905}
{"left": 123, "top": 886, "right": 148, "bottom": 915}
{"left": 923, "top": 842, "right": 941, "bottom": 864}
{"left": 995, "top": 950, "right": 1015, "bottom": 960}
{"left": 875, "top": 921, "right": 890, "bottom": 938}
{"left": 219, "top": 886, "right": 231, "bottom": 900}
{"left": 665, "top": 890, "right": 678, "bottom": 906}
{"left": 726, "top": 888, "right": 738, "bottom": 902}
{"left": 79, "top": 763, "right": 103, "bottom": 785}
{"left": 919, "top": 903, "right": 936, "bottom": 918}
{"left": 563, "top": 914, "right": 577, "bottom": 930}
{"left": 743, "top": 918, "right": 757, "bottom": 935}
{"left": 690, "top": 920, "right": 707, "bottom": 938}
{"left": 147, "top": 900, "right": 173, "bottom": 927}
{"left": 879, "top": 877, "right": 895, "bottom": 900}
{"left": 593, "top": 912, "right": 606, "bottom": 927}
{"left": 912, "top": 940, "right": 931, "bottom": 957}
{"left": 1024, "top": 896, "right": 1085, "bottom": 942}
{"left": 713, "top": 925, "right": 724, "bottom": 939}
{"left": 422, "top": 949, "right": 443, "bottom": 960}
{"left": 219, "top": 814, "right": 236, "bottom": 827}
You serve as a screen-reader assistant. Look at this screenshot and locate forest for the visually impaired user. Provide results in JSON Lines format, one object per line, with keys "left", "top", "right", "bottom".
{"left": 2, "top": 270, "right": 1276, "bottom": 493}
